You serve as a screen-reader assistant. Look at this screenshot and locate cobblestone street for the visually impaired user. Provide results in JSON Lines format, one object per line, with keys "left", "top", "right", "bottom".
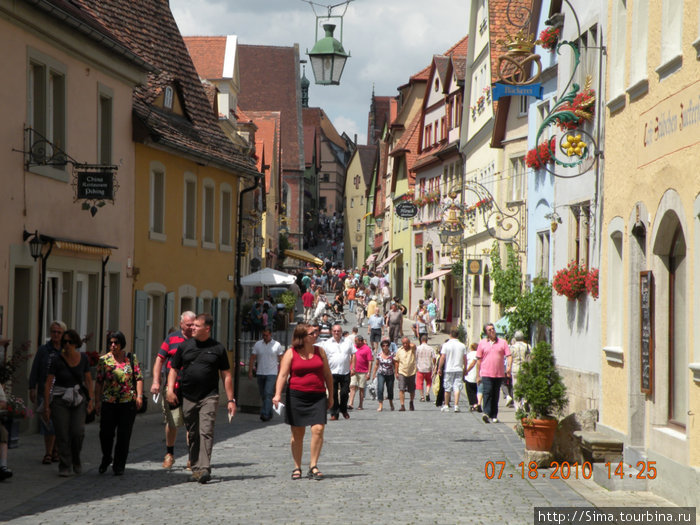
{"left": 2, "top": 393, "right": 674, "bottom": 525}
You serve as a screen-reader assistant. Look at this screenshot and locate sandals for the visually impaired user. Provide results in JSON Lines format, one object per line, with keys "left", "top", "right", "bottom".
{"left": 42, "top": 454, "right": 52, "bottom": 465}
{"left": 307, "top": 465, "right": 324, "bottom": 480}
{"left": 291, "top": 468, "right": 302, "bottom": 480}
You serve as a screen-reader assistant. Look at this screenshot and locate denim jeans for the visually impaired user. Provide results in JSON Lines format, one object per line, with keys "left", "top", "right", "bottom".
{"left": 257, "top": 375, "right": 277, "bottom": 419}
{"left": 376, "top": 374, "right": 394, "bottom": 402}
{"left": 481, "top": 376, "right": 502, "bottom": 419}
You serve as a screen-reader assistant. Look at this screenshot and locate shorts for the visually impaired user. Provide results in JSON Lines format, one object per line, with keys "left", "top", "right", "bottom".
{"left": 350, "top": 372, "right": 368, "bottom": 389}
{"left": 398, "top": 374, "right": 416, "bottom": 393}
{"left": 370, "top": 329, "right": 382, "bottom": 343}
{"left": 415, "top": 370, "right": 432, "bottom": 390}
{"left": 162, "top": 394, "right": 185, "bottom": 428}
{"left": 443, "top": 371, "right": 463, "bottom": 393}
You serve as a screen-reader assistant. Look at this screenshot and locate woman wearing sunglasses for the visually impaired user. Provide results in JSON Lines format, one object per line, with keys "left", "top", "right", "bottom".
{"left": 94, "top": 331, "right": 143, "bottom": 475}
{"left": 273, "top": 323, "right": 333, "bottom": 481}
{"left": 43, "top": 329, "right": 93, "bottom": 477}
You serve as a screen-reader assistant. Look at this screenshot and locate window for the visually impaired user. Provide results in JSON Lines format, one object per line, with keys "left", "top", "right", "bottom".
{"left": 350, "top": 197, "right": 354, "bottom": 208}
{"left": 610, "top": 0, "right": 627, "bottom": 97}
{"left": 28, "top": 50, "right": 66, "bottom": 178}
{"left": 424, "top": 126, "right": 432, "bottom": 149}
{"left": 164, "top": 86, "right": 174, "bottom": 110}
{"left": 629, "top": 0, "right": 648, "bottom": 88}
{"left": 659, "top": 0, "right": 682, "bottom": 75}
{"left": 320, "top": 196, "right": 327, "bottom": 210}
{"left": 183, "top": 174, "right": 197, "bottom": 245}
{"left": 220, "top": 184, "right": 232, "bottom": 249}
{"left": 356, "top": 219, "right": 361, "bottom": 232}
{"left": 571, "top": 202, "right": 591, "bottom": 268}
{"left": 509, "top": 156, "right": 525, "bottom": 202}
{"left": 98, "top": 86, "right": 113, "bottom": 165}
{"left": 536, "top": 231, "right": 550, "bottom": 280}
{"left": 416, "top": 252, "right": 423, "bottom": 283}
{"left": 322, "top": 173, "right": 330, "bottom": 183}
{"left": 202, "top": 179, "right": 215, "bottom": 248}
{"left": 149, "top": 163, "right": 166, "bottom": 240}
{"left": 434, "top": 120, "right": 439, "bottom": 144}
{"left": 360, "top": 196, "right": 364, "bottom": 206}
{"left": 607, "top": 231, "right": 623, "bottom": 347}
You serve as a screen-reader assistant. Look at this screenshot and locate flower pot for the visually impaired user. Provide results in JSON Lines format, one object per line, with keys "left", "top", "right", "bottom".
{"left": 522, "top": 418, "right": 557, "bottom": 451}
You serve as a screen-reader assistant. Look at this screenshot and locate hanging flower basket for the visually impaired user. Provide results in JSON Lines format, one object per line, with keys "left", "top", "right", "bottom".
{"left": 525, "top": 138, "right": 556, "bottom": 169}
{"left": 538, "top": 27, "right": 560, "bottom": 51}
{"left": 552, "top": 261, "right": 599, "bottom": 300}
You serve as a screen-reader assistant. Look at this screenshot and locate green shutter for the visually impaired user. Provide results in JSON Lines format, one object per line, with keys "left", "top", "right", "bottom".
{"left": 133, "top": 290, "right": 148, "bottom": 365}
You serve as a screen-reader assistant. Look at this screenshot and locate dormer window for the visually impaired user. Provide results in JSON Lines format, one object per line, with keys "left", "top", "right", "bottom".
{"left": 164, "top": 86, "right": 173, "bottom": 110}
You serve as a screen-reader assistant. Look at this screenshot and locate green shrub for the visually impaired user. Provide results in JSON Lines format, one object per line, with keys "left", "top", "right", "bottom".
{"left": 514, "top": 341, "right": 567, "bottom": 420}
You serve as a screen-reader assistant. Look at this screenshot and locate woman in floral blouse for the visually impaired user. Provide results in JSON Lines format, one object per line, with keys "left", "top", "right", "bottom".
{"left": 94, "top": 331, "right": 143, "bottom": 475}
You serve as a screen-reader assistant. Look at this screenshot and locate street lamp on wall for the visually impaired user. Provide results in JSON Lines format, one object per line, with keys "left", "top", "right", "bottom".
{"left": 23, "top": 230, "right": 45, "bottom": 260}
{"left": 375, "top": 216, "right": 384, "bottom": 228}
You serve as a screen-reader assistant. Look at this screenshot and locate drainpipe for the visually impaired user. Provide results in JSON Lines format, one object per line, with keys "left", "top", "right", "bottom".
{"left": 234, "top": 174, "right": 261, "bottom": 400}
{"left": 99, "top": 255, "right": 110, "bottom": 352}
{"left": 36, "top": 240, "right": 54, "bottom": 346}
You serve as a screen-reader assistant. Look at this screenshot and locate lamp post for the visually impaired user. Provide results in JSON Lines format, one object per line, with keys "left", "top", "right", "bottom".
{"left": 304, "top": 0, "right": 353, "bottom": 86}
{"left": 23, "top": 230, "right": 50, "bottom": 345}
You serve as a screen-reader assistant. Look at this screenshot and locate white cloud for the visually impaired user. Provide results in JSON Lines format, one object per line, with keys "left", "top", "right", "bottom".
{"left": 170, "top": 0, "right": 469, "bottom": 144}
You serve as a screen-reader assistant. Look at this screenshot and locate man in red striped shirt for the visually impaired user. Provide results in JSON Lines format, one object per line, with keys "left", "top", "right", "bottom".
{"left": 150, "top": 311, "right": 195, "bottom": 468}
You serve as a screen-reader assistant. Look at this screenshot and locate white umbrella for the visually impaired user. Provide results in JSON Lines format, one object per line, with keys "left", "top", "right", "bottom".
{"left": 240, "top": 268, "right": 296, "bottom": 286}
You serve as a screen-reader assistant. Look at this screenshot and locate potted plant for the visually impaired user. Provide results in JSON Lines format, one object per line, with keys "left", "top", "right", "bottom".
{"left": 279, "top": 291, "right": 297, "bottom": 322}
{"left": 514, "top": 341, "right": 568, "bottom": 451}
{"left": 538, "top": 27, "right": 560, "bottom": 51}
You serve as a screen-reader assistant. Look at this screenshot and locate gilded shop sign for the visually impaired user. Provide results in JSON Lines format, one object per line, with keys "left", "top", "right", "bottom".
{"left": 638, "top": 80, "right": 700, "bottom": 168}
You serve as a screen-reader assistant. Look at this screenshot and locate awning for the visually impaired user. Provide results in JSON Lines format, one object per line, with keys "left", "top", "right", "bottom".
{"left": 419, "top": 268, "right": 452, "bottom": 281}
{"left": 377, "top": 249, "right": 402, "bottom": 269}
{"left": 365, "top": 253, "right": 377, "bottom": 265}
{"left": 53, "top": 239, "right": 115, "bottom": 257}
{"left": 283, "top": 249, "right": 323, "bottom": 266}
{"left": 494, "top": 315, "right": 510, "bottom": 337}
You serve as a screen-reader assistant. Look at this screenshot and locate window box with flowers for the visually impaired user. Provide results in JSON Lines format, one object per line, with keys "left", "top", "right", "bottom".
{"left": 470, "top": 94, "right": 487, "bottom": 120}
{"left": 552, "top": 260, "right": 599, "bottom": 300}
{"left": 538, "top": 27, "right": 561, "bottom": 51}
{"left": 525, "top": 138, "right": 557, "bottom": 169}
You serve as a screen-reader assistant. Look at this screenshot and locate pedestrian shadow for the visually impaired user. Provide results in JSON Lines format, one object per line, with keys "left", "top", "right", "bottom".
{"left": 218, "top": 474, "right": 275, "bottom": 482}
{"left": 453, "top": 438, "right": 491, "bottom": 443}
{"left": 321, "top": 473, "right": 366, "bottom": 480}
{"left": 212, "top": 461, "right": 255, "bottom": 469}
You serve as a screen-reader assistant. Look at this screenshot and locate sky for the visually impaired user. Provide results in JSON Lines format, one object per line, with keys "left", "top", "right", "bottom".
{"left": 169, "top": 0, "right": 469, "bottom": 145}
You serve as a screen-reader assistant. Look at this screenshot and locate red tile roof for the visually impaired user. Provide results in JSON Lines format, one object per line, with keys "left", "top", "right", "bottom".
{"left": 73, "top": 0, "right": 258, "bottom": 175}
{"left": 183, "top": 36, "right": 227, "bottom": 79}
{"left": 237, "top": 44, "right": 304, "bottom": 172}
{"left": 357, "top": 145, "right": 377, "bottom": 188}
{"left": 245, "top": 111, "right": 281, "bottom": 192}
{"left": 390, "top": 110, "right": 421, "bottom": 192}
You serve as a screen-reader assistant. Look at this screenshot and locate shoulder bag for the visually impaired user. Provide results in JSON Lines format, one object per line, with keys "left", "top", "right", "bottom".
{"left": 128, "top": 353, "right": 148, "bottom": 414}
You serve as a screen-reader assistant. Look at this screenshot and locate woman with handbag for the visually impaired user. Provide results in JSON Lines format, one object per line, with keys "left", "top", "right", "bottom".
{"left": 43, "top": 329, "right": 94, "bottom": 477}
{"left": 94, "top": 331, "right": 144, "bottom": 475}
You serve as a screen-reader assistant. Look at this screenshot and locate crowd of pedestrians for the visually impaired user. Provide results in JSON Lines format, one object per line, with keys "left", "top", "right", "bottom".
{"left": 2, "top": 261, "right": 527, "bottom": 485}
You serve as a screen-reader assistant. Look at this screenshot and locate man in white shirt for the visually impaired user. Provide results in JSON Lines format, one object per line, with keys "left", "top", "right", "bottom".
{"left": 438, "top": 328, "right": 468, "bottom": 413}
{"left": 248, "top": 329, "right": 284, "bottom": 422}
{"left": 323, "top": 324, "right": 354, "bottom": 420}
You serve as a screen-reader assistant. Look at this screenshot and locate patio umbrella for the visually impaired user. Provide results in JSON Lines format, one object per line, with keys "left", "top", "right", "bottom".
{"left": 240, "top": 268, "right": 296, "bottom": 287}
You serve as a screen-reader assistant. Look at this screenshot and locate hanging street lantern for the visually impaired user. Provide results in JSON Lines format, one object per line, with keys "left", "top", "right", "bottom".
{"left": 304, "top": 0, "right": 353, "bottom": 85}
{"left": 308, "top": 24, "right": 349, "bottom": 85}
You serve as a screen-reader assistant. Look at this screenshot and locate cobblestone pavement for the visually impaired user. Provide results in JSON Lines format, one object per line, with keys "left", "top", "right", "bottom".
{"left": 0, "top": 393, "right": 676, "bottom": 525}
{"left": 2, "top": 299, "right": 677, "bottom": 524}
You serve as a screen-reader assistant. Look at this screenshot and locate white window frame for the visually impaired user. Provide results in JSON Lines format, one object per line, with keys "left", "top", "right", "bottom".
{"left": 220, "top": 183, "right": 232, "bottom": 251}
{"left": 27, "top": 48, "right": 67, "bottom": 181}
{"left": 149, "top": 162, "right": 166, "bottom": 241}
{"left": 183, "top": 173, "right": 197, "bottom": 246}
{"left": 202, "top": 178, "right": 216, "bottom": 249}
{"left": 536, "top": 230, "right": 550, "bottom": 280}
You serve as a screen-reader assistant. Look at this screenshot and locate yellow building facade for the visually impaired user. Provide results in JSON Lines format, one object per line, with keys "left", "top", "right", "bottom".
{"left": 601, "top": 0, "right": 700, "bottom": 507}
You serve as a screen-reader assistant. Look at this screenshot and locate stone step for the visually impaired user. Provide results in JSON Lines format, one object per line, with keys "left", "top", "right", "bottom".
{"left": 574, "top": 430, "right": 624, "bottom": 463}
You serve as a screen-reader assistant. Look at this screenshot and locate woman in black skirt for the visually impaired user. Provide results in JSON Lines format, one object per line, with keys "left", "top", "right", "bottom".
{"left": 273, "top": 323, "right": 333, "bottom": 480}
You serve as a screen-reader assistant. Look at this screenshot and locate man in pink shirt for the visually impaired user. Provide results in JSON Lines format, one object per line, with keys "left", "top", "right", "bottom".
{"left": 476, "top": 323, "right": 512, "bottom": 424}
{"left": 349, "top": 335, "right": 373, "bottom": 410}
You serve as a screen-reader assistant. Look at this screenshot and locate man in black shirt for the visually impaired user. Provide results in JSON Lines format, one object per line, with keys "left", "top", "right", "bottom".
{"left": 166, "top": 313, "right": 235, "bottom": 484}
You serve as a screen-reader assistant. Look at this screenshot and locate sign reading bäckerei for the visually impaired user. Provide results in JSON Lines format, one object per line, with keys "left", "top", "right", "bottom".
{"left": 638, "top": 79, "right": 700, "bottom": 167}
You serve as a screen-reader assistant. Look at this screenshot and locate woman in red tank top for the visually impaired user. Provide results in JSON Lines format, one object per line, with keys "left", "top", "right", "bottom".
{"left": 273, "top": 323, "right": 333, "bottom": 480}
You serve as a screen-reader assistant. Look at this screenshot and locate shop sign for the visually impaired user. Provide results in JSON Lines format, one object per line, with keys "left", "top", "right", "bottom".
{"left": 395, "top": 201, "right": 418, "bottom": 218}
{"left": 467, "top": 259, "right": 482, "bottom": 275}
{"left": 638, "top": 80, "right": 700, "bottom": 167}
{"left": 77, "top": 170, "right": 114, "bottom": 200}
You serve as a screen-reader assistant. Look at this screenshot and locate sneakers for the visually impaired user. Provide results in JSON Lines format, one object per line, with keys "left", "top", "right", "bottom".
{"left": 0, "top": 466, "right": 13, "bottom": 481}
{"left": 162, "top": 453, "right": 175, "bottom": 469}
{"left": 198, "top": 472, "right": 211, "bottom": 484}
{"left": 482, "top": 414, "right": 491, "bottom": 423}
{"left": 425, "top": 395, "right": 430, "bottom": 402}
{"left": 454, "top": 405, "right": 460, "bottom": 413}
{"left": 505, "top": 396, "right": 514, "bottom": 407}
{"left": 409, "top": 401, "right": 414, "bottom": 411}
{"left": 440, "top": 405, "right": 450, "bottom": 412}
{"left": 398, "top": 405, "right": 406, "bottom": 412}
{"left": 491, "top": 418, "right": 499, "bottom": 423}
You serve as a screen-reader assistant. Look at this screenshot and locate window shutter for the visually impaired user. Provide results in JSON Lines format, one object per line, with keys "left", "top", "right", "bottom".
{"left": 133, "top": 290, "right": 148, "bottom": 366}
